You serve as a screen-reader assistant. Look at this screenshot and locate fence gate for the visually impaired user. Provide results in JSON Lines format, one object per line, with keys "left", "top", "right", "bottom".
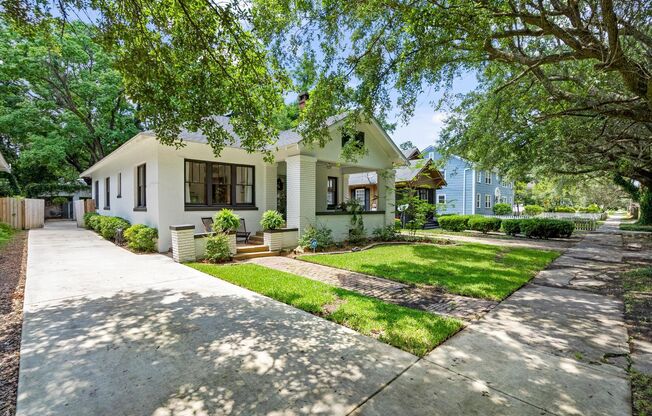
{"left": 0, "top": 197, "right": 45, "bottom": 229}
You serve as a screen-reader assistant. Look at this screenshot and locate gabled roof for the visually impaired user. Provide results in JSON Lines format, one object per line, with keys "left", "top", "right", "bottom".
{"left": 401, "top": 147, "right": 421, "bottom": 160}
{"left": 348, "top": 159, "right": 445, "bottom": 187}
{"left": 0, "top": 150, "right": 10, "bottom": 173}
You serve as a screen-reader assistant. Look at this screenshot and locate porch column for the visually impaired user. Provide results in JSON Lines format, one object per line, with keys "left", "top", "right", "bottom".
{"left": 285, "top": 155, "right": 316, "bottom": 233}
{"left": 342, "top": 173, "right": 350, "bottom": 202}
{"left": 264, "top": 163, "right": 277, "bottom": 212}
{"left": 377, "top": 169, "right": 396, "bottom": 226}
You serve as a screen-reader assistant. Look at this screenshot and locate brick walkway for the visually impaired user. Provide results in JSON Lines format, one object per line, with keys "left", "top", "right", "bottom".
{"left": 246, "top": 256, "right": 498, "bottom": 321}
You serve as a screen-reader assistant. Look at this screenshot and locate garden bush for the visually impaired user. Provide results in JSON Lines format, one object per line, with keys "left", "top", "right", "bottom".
{"left": 524, "top": 205, "right": 543, "bottom": 216}
{"left": 83, "top": 211, "right": 99, "bottom": 229}
{"left": 438, "top": 215, "right": 477, "bottom": 232}
{"left": 579, "top": 204, "right": 601, "bottom": 213}
{"left": 260, "top": 210, "right": 285, "bottom": 230}
{"left": 467, "top": 217, "right": 502, "bottom": 234}
{"left": 520, "top": 219, "right": 575, "bottom": 239}
{"left": 98, "top": 216, "right": 131, "bottom": 240}
{"left": 0, "top": 222, "right": 12, "bottom": 244}
{"left": 553, "top": 206, "right": 576, "bottom": 213}
{"left": 501, "top": 219, "right": 522, "bottom": 236}
{"left": 205, "top": 233, "right": 232, "bottom": 262}
{"left": 372, "top": 225, "right": 397, "bottom": 241}
{"left": 213, "top": 209, "right": 240, "bottom": 232}
{"left": 298, "top": 224, "right": 334, "bottom": 250}
{"left": 124, "top": 224, "right": 158, "bottom": 252}
{"left": 394, "top": 218, "right": 402, "bottom": 230}
{"left": 493, "top": 203, "right": 512, "bottom": 215}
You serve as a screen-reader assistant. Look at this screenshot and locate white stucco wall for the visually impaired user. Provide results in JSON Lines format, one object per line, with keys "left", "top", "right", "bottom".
{"left": 88, "top": 137, "right": 160, "bottom": 235}
{"left": 315, "top": 213, "right": 388, "bottom": 241}
{"left": 155, "top": 142, "right": 272, "bottom": 252}
{"left": 315, "top": 164, "right": 344, "bottom": 212}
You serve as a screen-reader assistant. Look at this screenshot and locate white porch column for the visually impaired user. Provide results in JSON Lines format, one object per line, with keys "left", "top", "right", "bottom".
{"left": 285, "top": 155, "right": 316, "bottom": 233}
{"left": 377, "top": 169, "right": 396, "bottom": 226}
{"left": 264, "top": 163, "right": 278, "bottom": 212}
{"left": 342, "top": 173, "right": 350, "bottom": 202}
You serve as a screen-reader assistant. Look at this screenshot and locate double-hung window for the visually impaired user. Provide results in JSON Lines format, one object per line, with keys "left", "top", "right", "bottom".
{"left": 476, "top": 193, "right": 481, "bottom": 208}
{"left": 485, "top": 171, "right": 492, "bottom": 184}
{"left": 477, "top": 171, "right": 482, "bottom": 183}
{"left": 327, "top": 177, "right": 338, "bottom": 209}
{"left": 437, "top": 193, "right": 446, "bottom": 204}
{"left": 104, "top": 177, "right": 110, "bottom": 209}
{"left": 484, "top": 194, "right": 491, "bottom": 208}
{"left": 136, "top": 164, "right": 147, "bottom": 209}
{"left": 184, "top": 160, "right": 255, "bottom": 209}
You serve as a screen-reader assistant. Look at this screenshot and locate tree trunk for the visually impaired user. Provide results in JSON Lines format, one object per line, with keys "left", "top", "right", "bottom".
{"left": 639, "top": 188, "right": 652, "bottom": 225}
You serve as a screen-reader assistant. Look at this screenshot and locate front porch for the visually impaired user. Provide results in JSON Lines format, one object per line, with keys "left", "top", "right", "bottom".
{"left": 273, "top": 154, "right": 396, "bottom": 241}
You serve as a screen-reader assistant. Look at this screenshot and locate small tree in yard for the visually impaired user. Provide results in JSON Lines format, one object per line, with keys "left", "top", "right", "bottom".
{"left": 398, "top": 191, "right": 435, "bottom": 236}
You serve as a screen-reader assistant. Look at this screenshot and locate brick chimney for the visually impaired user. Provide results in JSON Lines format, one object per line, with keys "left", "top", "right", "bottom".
{"left": 298, "top": 92, "right": 309, "bottom": 110}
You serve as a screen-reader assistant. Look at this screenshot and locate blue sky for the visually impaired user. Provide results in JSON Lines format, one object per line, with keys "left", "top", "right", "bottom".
{"left": 388, "top": 71, "right": 478, "bottom": 151}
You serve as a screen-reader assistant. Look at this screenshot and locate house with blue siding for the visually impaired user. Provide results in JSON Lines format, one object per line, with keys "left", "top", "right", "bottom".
{"left": 421, "top": 146, "right": 515, "bottom": 215}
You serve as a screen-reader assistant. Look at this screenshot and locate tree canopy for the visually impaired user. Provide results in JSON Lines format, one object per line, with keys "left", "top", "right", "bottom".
{"left": 0, "top": 20, "right": 140, "bottom": 189}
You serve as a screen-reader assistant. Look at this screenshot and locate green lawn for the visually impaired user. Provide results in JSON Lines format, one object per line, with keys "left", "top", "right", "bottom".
{"left": 300, "top": 243, "right": 559, "bottom": 301}
{"left": 621, "top": 223, "right": 652, "bottom": 232}
{"left": 188, "top": 263, "right": 463, "bottom": 356}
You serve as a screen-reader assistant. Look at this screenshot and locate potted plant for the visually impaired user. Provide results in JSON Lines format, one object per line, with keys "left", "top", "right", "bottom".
{"left": 212, "top": 209, "right": 240, "bottom": 255}
{"left": 260, "top": 210, "right": 297, "bottom": 251}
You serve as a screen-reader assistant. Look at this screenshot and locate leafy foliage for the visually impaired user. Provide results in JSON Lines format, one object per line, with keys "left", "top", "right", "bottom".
{"left": 85, "top": 212, "right": 102, "bottom": 231}
{"left": 372, "top": 225, "right": 397, "bottom": 242}
{"left": 520, "top": 219, "right": 575, "bottom": 239}
{"left": 524, "top": 205, "right": 544, "bottom": 216}
{"left": 260, "top": 210, "right": 285, "bottom": 230}
{"left": 0, "top": 222, "right": 13, "bottom": 246}
{"left": 205, "top": 233, "right": 232, "bottom": 263}
{"left": 213, "top": 209, "right": 240, "bottom": 232}
{"left": 97, "top": 216, "right": 131, "bottom": 240}
{"left": 492, "top": 203, "right": 512, "bottom": 215}
{"left": 501, "top": 219, "right": 521, "bottom": 236}
{"left": 298, "top": 224, "right": 334, "bottom": 250}
{"left": 342, "top": 198, "right": 365, "bottom": 244}
{"left": 467, "top": 217, "right": 502, "bottom": 234}
{"left": 438, "top": 215, "right": 477, "bottom": 232}
{"left": 0, "top": 21, "right": 140, "bottom": 187}
{"left": 124, "top": 224, "right": 158, "bottom": 252}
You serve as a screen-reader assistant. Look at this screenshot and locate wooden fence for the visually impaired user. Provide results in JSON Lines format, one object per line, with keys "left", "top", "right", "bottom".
{"left": 74, "top": 199, "right": 96, "bottom": 227}
{"left": 0, "top": 197, "right": 45, "bottom": 229}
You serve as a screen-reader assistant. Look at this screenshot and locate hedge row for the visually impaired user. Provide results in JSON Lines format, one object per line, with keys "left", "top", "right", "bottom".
{"left": 438, "top": 214, "right": 575, "bottom": 238}
{"left": 501, "top": 218, "right": 575, "bottom": 239}
{"left": 84, "top": 212, "right": 158, "bottom": 252}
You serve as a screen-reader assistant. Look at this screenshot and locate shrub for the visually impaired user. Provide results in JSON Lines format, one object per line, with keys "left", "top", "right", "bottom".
{"left": 524, "top": 205, "right": 543, "bottom": 216}
{"left": 520, "top": 218, "right": 575, "bottom": 239}
{"left": 493, "top": 203, "right": 512, "bottom": 215}
{"left": 501, "top": 219, "right": 522, "bottom": 236}
{"left": 0, "top": 222, "right": 12, "bottom": 244}
{"left": 260, "top": 210, "right": 285, "bottom": 230}
{"left": 124, "top": 224, "right": 158, "bottom": 252}
{"left": 298, "top": 224, "right": 334, "bottom": 250}
{"left": 88, "top": 214, "right": 104, "bottom": 232}
{"left": 467, "top": 217, "right": 502, "bottom": 234}
{"left": 51, "top": 196, "right": 69, "bottom": 206}
{"left": 579, "top": 204, "right": 601, "bottom": 213}
{"left": 372, "top": 225, "right": 397, "bottom": 241}
{"left": 205, "top": 233, "right": 232, "bottom": 262}
{"left": 394, "top": 218, "right": 402, "bottom": 230}
{"left": 438, "top": 215, "right": 477, "bottom": 232}
{"left": 213, "top": 209, "right": 240, "bottom": 232}
{"left": 83, "top": 211, "right": 100, "bottom": 229}
{"left": 98, "top": 216, "right": 131, "bottom": 240}
{"left": 553, "top": 206, "right": 576, "bottom": 213}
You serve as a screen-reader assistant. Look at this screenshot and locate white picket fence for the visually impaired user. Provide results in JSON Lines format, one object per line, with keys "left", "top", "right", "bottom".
{"left": 487, "top": 213, "right": 601, "bottom": 231}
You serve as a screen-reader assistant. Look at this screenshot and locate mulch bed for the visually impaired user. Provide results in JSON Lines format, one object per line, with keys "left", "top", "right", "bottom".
{"left": 0, "top": 232, "right": 28, "bottom": 416}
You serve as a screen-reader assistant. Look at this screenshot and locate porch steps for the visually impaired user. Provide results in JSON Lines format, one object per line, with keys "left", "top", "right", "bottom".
{"left": 233, "top": 243, "right": 280, "bottom": 260}
{"left": 248, "top": 232, "right": 264, "bottom": 245}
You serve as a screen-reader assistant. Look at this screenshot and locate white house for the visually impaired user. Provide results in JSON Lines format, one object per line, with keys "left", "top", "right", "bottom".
{"left": 80, "top": 115, "right": 407, "bottom": 252}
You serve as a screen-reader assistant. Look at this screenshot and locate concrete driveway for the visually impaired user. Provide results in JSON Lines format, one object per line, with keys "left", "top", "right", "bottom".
{"left": 17, "top": 222, "right": 416, "bottom": 415}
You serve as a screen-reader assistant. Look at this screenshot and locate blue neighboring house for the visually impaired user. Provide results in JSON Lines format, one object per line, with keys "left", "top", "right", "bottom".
{"left": 421, "top": 146, "right": 515, "bottom": 215}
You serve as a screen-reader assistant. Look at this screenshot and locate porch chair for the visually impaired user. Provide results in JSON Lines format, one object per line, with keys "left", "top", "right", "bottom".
{"left": 201, "top": 217, "right": 213, "bottom": 233}
{"left": 236, "top": 218, "right": 251, "bottom": 244}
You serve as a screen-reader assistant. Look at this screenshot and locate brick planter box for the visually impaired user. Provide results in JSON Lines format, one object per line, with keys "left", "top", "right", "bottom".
{"left": 263, "top": 228, "right": 299, "bottom": 251}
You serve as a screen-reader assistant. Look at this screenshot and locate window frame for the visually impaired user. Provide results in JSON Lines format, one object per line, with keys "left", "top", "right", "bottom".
{"left": 117, "top": 172, "right": 122, "bottom": 198}
{"left": 94, "top": 180, "right": 99, "bottom": 209}
{"left": 326, "top": 176, "right": 338, "bottom": 210}
{"left": 477, "top": 171, "right": 482, "bottom": 183}
{"left": 135, "top": 163, "right": 147, "bottom": 210}
{"left": 485, "top": 171, "right": 492, "bottom": 184}
{"left": 104, "top": 177, "right": 110, "bottom": 209}
{"left": 484, "top": 194, "right": 492, "bottom": 208}
{"left": 476, "top": 193, "right": 481, "bottom": 208}
{"left": 437, "top": 193, "right": 446, "bottom": 205}
{"left": 183, "top": 159, "right": 256, "bottom": 210}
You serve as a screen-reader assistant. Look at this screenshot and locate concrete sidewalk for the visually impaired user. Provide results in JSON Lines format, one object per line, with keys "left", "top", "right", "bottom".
{"left": 18, "top": 220, "right": 633, "bottom": 415}
{"left": 17, "top": 221, "right": 417, "bottom": 415}
{"left": 356, "top": 216, "right": 632, "bottom": 416}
